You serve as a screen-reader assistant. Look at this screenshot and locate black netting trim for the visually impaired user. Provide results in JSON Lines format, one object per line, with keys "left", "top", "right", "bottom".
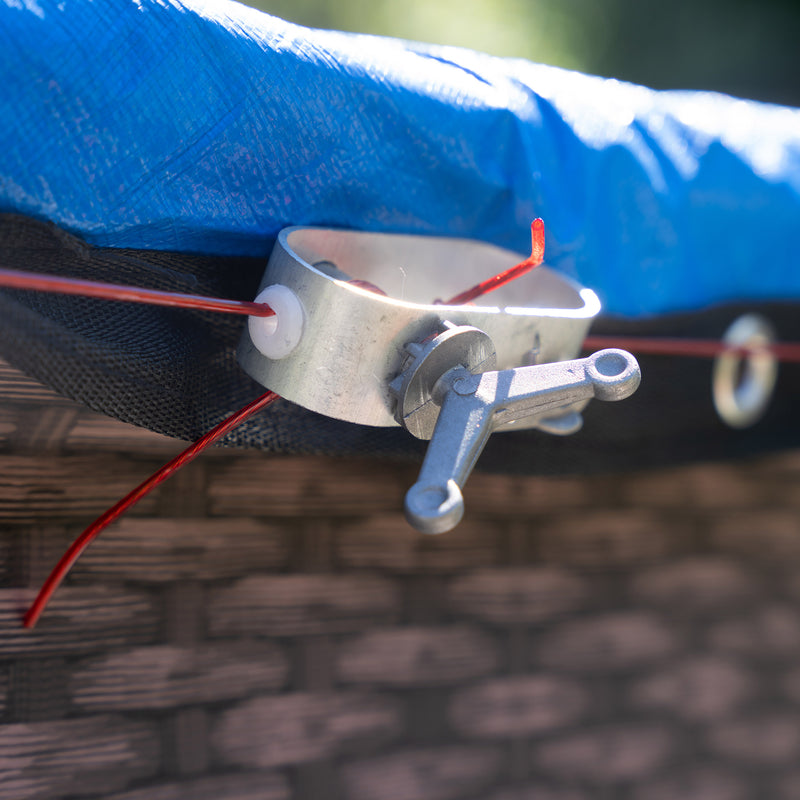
{"left": 1, "top": 213, "right": 798, "bottom": 471}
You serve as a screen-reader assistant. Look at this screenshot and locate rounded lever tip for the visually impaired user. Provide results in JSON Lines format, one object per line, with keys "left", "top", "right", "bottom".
{"left": 405, "top": 479, "right": 464, "bottom": 534}
{"left": 586, "top": 349, "right": 641, "bottom": 401}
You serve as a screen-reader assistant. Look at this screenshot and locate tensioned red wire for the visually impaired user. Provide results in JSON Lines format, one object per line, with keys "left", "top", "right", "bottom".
{"left": 0, "top": 267, "right": 275, "bottom": 317}
{"left": 16, "top": 224, "right": 547, "bottom": 627}
{"left": 14, "top": 218, "right": 800, "bottom": 627}
{"left": 5, "top": 239, "right": 799, "bottom": 362}
{"left": 23, "top": 389, "right": 280, "bottom": 628}
{"left": 583, "top": 335, "right": 800, "bottom": 363}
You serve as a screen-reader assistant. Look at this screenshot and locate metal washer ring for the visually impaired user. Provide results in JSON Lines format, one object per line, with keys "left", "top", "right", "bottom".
{"left": 712, "top": 314, "right": 778, "bottom": 428}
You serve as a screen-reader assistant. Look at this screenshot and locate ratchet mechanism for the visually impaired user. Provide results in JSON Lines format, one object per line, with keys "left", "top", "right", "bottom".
{"left": 390, "top": 322, "right": 639, "bottom": 532}
{"left": 239, "top": 227, "right": 641, "bottom": 534}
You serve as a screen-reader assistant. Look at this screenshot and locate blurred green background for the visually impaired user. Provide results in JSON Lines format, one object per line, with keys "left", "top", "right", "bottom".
{"left": 243, "top": 0, "right": 799, "bottom": 106}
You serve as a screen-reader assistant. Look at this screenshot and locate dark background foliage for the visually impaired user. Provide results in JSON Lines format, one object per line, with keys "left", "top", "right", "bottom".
{"left": 246, "top": 0, "right": 800, "bottom": 106}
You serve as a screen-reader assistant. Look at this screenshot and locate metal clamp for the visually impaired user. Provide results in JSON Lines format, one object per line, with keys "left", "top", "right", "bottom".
{"left": 238, "top": 227, "right": 601, "bottom": 428}
{"left": 392, "top": 324, "right": 641, "bottom": 533}
{"left": 239, "top": 227, "right": 639, "bottom": 535}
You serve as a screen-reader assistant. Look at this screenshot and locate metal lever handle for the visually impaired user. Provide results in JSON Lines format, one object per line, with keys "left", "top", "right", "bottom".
{"left": 405, "top": 349, "right": 641, "bottom": 533}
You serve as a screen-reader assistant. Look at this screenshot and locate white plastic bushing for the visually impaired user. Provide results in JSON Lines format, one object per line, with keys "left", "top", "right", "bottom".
{"left": 248, "top": 284, "right": 305, "bottom": 360}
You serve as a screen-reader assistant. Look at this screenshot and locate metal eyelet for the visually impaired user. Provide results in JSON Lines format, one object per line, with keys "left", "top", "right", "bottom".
{"left": 712, "top": 314, "right": 778, "bottom": 428}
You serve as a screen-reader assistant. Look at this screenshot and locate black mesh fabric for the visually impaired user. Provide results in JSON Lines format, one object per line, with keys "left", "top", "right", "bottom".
{"left": 0, "top": 213, "right": 421, "bottom": 458}
{"left": 1, "top": 212, "right": 798, "bottom": 471}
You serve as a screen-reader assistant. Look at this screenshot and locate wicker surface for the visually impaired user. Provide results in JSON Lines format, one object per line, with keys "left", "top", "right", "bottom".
{"left": 1, "top": 359, "right": 800, "bottom": 799}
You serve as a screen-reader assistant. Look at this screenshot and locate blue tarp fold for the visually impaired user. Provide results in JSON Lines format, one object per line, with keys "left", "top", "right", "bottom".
{"left": 1, "top": 0, "right": 799, "bottom": 316}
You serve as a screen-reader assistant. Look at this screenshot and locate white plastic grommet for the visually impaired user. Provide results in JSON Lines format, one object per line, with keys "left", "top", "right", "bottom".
{"left": 248, "top": 284, "right": 305, "bottom": 360}
{"left": 712, "top": 313, "right": 778, "bottom": 429}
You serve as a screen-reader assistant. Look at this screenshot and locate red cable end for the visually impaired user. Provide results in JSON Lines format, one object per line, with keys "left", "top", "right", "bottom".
{"left": 22, "top": 390, "right": 280, "bottom": 629}
{"left": 443, "top": 218, "right": 545, "bottom": 306}
{"left": 529, "top": 217, "right": 545, "bottom": 265}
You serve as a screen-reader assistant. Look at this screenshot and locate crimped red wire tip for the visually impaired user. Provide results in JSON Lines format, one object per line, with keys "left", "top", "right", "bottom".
{"left": 23, "top": 390, "right": 280, "bottom": 629}
{"left": 443, "top": 218, "right": 545, "bottom": 306}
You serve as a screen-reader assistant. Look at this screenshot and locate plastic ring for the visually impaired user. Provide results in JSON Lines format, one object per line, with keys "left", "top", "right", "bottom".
{"left": 248, "top": 284, "right": 305, "bottom": 360}
{"left": 712, "top": 314, "right": 777, "bottom": 429}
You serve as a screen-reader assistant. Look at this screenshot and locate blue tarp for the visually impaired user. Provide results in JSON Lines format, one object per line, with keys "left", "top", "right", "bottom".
{"left": 1, "top": 0, "right": 799, "bottom": 316}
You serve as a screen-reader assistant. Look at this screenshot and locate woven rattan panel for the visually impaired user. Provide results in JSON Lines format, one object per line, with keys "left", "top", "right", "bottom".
{"left": 1, "top": 357, "right": 800, "bottom": 799}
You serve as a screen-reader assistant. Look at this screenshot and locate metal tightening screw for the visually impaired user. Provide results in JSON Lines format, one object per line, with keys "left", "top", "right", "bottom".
{"left": 391, "top": 324, "right": 641, "bottom": 534}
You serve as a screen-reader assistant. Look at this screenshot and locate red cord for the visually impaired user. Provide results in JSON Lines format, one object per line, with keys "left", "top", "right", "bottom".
{"left": 443, "top": 218, "right": 545, "bottom": 306}
{"left": 14, "top": 222, "right": 800, "bottom": 628}
{"left": 583, "top": 335, "right": 800, "bottom": 364}
{"left": 23, "top": 390, "right": 280, "bottom": 628}
{"left": 437, "top": 223, "right": 800, "bottom": 365}
{"left": 0, "top": 267, "right": 274, "bottom": 317}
